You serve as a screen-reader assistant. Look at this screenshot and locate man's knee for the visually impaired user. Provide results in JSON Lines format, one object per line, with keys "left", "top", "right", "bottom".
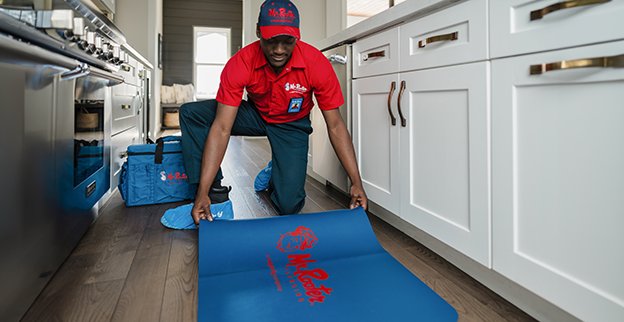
{"left": 179, "top": 99, "right": 218, "bottom": 124}
{"left": 272, "top": 194, "right": 305, "bottom": 215}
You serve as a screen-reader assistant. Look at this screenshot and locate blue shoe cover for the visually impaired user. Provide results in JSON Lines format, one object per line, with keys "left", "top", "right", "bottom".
{"left": 254, "top": 160, "right": 272, "bottom": 191}
{"left": 161, "top": 200, "right": 234, "bottom": 229}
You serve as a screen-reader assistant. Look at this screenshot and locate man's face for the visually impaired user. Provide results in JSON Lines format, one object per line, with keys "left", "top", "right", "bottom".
{"left": 256, "top": 26, "right": 297, "bottom": 74}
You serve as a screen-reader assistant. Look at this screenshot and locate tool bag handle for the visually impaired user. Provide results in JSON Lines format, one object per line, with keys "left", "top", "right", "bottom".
{"left": 154, "top": 136, "right": 182, "bottom": 164}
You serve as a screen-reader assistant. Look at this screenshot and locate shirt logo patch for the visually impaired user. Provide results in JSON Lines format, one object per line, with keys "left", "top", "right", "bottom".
{"left": 285, "top": 82, "right": 307, "bottom": 94}
{"left": 288, "top": 97, "right": 304, "bottom": 113}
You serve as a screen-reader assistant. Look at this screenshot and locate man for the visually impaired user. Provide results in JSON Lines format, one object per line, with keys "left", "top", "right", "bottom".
{"left": 180, "top": 0, "right": 367, "bottom": 226}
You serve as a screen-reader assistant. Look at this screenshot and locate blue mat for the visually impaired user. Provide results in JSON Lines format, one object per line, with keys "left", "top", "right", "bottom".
{"left": 198, "top": 207, "right": 458, "bottom": 321}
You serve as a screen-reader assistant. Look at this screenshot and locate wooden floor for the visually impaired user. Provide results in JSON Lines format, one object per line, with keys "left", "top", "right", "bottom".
{"left": 21, "top": 136, "right": 538, "bottom": 322}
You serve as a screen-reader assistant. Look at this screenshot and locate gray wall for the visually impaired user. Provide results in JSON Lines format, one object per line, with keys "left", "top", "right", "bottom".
{"left": 162, "top": 0, "right": 242, "bottom": 85}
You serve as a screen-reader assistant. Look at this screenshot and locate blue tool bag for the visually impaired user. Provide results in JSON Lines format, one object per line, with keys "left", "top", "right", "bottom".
{"left": 119, "top": 136, "right": 197, "bottom": 206}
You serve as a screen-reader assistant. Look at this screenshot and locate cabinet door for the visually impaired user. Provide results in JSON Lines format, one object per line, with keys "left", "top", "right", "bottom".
{"left": 492, "top": 40, "right": 624, "bottom": 322}
{"left": 490, "top": 0, "right": 624, "bottom": 59}
{"left": 352, "top": 74, "right": 401, "bottom": 215}
{"left": 399, "top": 62, "right": 491, "bottom": 267}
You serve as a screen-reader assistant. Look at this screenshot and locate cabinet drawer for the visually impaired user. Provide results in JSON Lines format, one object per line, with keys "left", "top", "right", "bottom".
{"left": 111, "top": 126, "right": 138, "bottom": 189}
{"left": 118, "top": 54, "right": 139, "bottom": 86}
{"left": 492, "top": 40, "right": 624, "bottom": 321}
{"left": 111, "top": 84, "right": 139, "bottom": 134}
{"left": 352, "top": 27, "right": 399, "bottom": 79}
{"left": 490, "top": 0, "right": 624, "bottom": 59}
{"left": 400, "top": 0, "right": 488, "bottom": 71}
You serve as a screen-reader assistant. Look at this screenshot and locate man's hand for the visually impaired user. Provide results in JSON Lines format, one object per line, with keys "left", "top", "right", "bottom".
{"left": 192, "top": 193, "right": 213, "bottom": 227}
{"left": 350, "top": 184, "right": 368, "bottom": 211}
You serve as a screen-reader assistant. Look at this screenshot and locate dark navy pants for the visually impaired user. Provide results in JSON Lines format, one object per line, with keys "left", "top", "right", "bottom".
{"left": 179, "top": 99, "right": 312, "bottom": 215}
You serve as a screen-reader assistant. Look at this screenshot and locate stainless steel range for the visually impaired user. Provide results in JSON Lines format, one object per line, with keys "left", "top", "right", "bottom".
{"left": 0, "top": 1, "right": 150, "bottom": 321}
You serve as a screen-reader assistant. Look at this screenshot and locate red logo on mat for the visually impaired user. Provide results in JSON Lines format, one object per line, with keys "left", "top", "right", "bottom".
{"left": 271, "top": 226, "right": 332, "bottom": 305}
{"left": 276, "top": 226, "right": 317, "bottom": 253}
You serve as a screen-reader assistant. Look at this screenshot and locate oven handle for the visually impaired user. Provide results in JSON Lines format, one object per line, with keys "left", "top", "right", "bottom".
{"left": 61, "top": 63, "right": 124, "bottom": 86}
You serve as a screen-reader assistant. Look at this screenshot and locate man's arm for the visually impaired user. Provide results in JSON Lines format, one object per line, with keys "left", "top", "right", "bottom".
{"left": 192, "top": 102, "right": 238, "bottom": 226}
{"left": 321, "top": 108, "right": 368, "bottom": 210}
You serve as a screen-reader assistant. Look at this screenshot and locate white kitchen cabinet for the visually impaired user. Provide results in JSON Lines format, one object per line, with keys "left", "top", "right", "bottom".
{"left": 352, "top": 74, "right": 401, "bottom": 215}
{"left": 400, "top": 0, "right": 488, "bottom": 71}
{"left": 492, "top": 40, "right": 624, "bottom": 322}
{"left": 399, "top": 62, "right": 491, "bottom": 267}
{"left": 490, "top": 0, "right": 624, "bottom": 59}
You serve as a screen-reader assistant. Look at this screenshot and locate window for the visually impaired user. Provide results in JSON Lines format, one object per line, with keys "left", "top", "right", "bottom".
{"left": 193, "top": 26, "right": 231, "bottom": 99}
{"left": 347, "top": 0, "right": 406, "bottom": 28}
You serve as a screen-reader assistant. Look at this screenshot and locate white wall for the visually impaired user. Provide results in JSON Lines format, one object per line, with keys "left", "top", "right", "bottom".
{"left": 243, "top": 0, "right": 346, "bottom": 49}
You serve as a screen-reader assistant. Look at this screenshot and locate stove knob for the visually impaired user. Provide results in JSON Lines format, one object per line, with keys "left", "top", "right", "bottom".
{"left": 100, "top": 43, "right": 110, "bottom": 59}
{"left": 112, "top": 45, "right": 121, "bottom": 64}
{"left": 94, "top": 35, "right": 103, "bottom": 55}
{"left": 81, "top": 30, "right": 96, "bottom": 54}
{"left": 62, "top": 17, "right": 84, "bottom": 41}
{"left": 118, "top": 50, "right": 125, "bottom": 64}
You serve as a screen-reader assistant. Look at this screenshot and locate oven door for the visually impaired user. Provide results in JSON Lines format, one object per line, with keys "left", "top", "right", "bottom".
{"left": 56, "top": 63, "right": 123, "bottom": 213}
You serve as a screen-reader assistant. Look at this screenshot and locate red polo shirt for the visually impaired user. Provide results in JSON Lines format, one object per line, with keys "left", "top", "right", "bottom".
{"left": 216, "top": 40, "right": 344, "bottom": 123}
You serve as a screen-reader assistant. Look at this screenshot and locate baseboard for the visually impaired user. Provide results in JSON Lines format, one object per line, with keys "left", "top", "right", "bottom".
{"left": 367, "top": 202, "right": 583, "bottom": 322}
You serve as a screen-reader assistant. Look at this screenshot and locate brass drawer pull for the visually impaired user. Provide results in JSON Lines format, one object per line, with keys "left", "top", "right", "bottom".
{"left": 418, "top": 32, "right": 458, "bottom": 48}
{"left": 121, "top": 104, "right": 131, "bottom": 109}
{"left": 530, "top": 53, "right": 624, "bottom": 75}
{"left": 387, "top": 81, "right": 397, "bottom": 126}
{"left": 363, "top": 50, "right": 385, "bottom": 61}
{"left": 530, "top": 0, "right": 610, "bottom": 21}
{"left": 397, "top": 81, "right": 406, "bottom": 127}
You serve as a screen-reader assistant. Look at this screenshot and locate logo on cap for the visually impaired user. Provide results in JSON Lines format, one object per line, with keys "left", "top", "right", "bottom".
{"left": 258, "top": 0, "right": 300, "bottom": 39}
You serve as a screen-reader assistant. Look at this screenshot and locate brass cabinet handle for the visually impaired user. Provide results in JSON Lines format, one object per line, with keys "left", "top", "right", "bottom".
{"left": 121, "top": 104, "right": 131, "bottom": 109}
{"left": 418, "top": 32, "right": 458, "bottom": 48}
{"left": 397, "top": 81, "right": 406, "bottom": 127}
{"left": 530, "top": 0, "right": 610, "bottom": 21}
{"left": 121, "top": 65, "right": 131, "bottom": 72}
{"left": 530, "top": 53, "right": 624, "bottom": 75}
{"left": 387, "top": 81, "right": 397, "bottom": 126}
{"left": 363, "top": 50, "right": 385, "bottom": 61}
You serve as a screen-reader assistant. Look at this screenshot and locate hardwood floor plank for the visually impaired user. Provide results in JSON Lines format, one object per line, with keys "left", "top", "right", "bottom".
{"left": 71, "top": 196, "right": 131, "bottom": 256}
{"left": 300, "top": 195, "right": 325, "bottom": 213}
{"left": 160, "top": 230, "right": 198, "bottom": 322}
{"left": 62, "top": 279, "right": 126, "bottom": 322}
{"left": 110, "top": 226, "right": 174, "bottom": 322}
{"left": 85, "top": 232, "right": 143, "bottom": 284}
{"left": 306, "top": 175, "right": 353, "bottom": 207}
{"left": 304, "top": 179, "right": 350, "bottom": 211}
{"left": 20, "top": 253, "right": 102, "bottom": 322}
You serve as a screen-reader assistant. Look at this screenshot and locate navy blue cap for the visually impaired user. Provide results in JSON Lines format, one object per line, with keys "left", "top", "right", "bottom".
{"left": 258, "top": 0, "right": 300, "bottom": 39}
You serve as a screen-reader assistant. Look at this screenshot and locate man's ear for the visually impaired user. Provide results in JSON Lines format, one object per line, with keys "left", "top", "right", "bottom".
{"left": 256, "top": 24, "right": 261, "bottom": 39}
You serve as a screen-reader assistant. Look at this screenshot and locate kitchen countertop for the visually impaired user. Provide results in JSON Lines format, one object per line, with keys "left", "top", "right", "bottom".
{"left": 314, "top": 0, "right": 467, "bottom": 51}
